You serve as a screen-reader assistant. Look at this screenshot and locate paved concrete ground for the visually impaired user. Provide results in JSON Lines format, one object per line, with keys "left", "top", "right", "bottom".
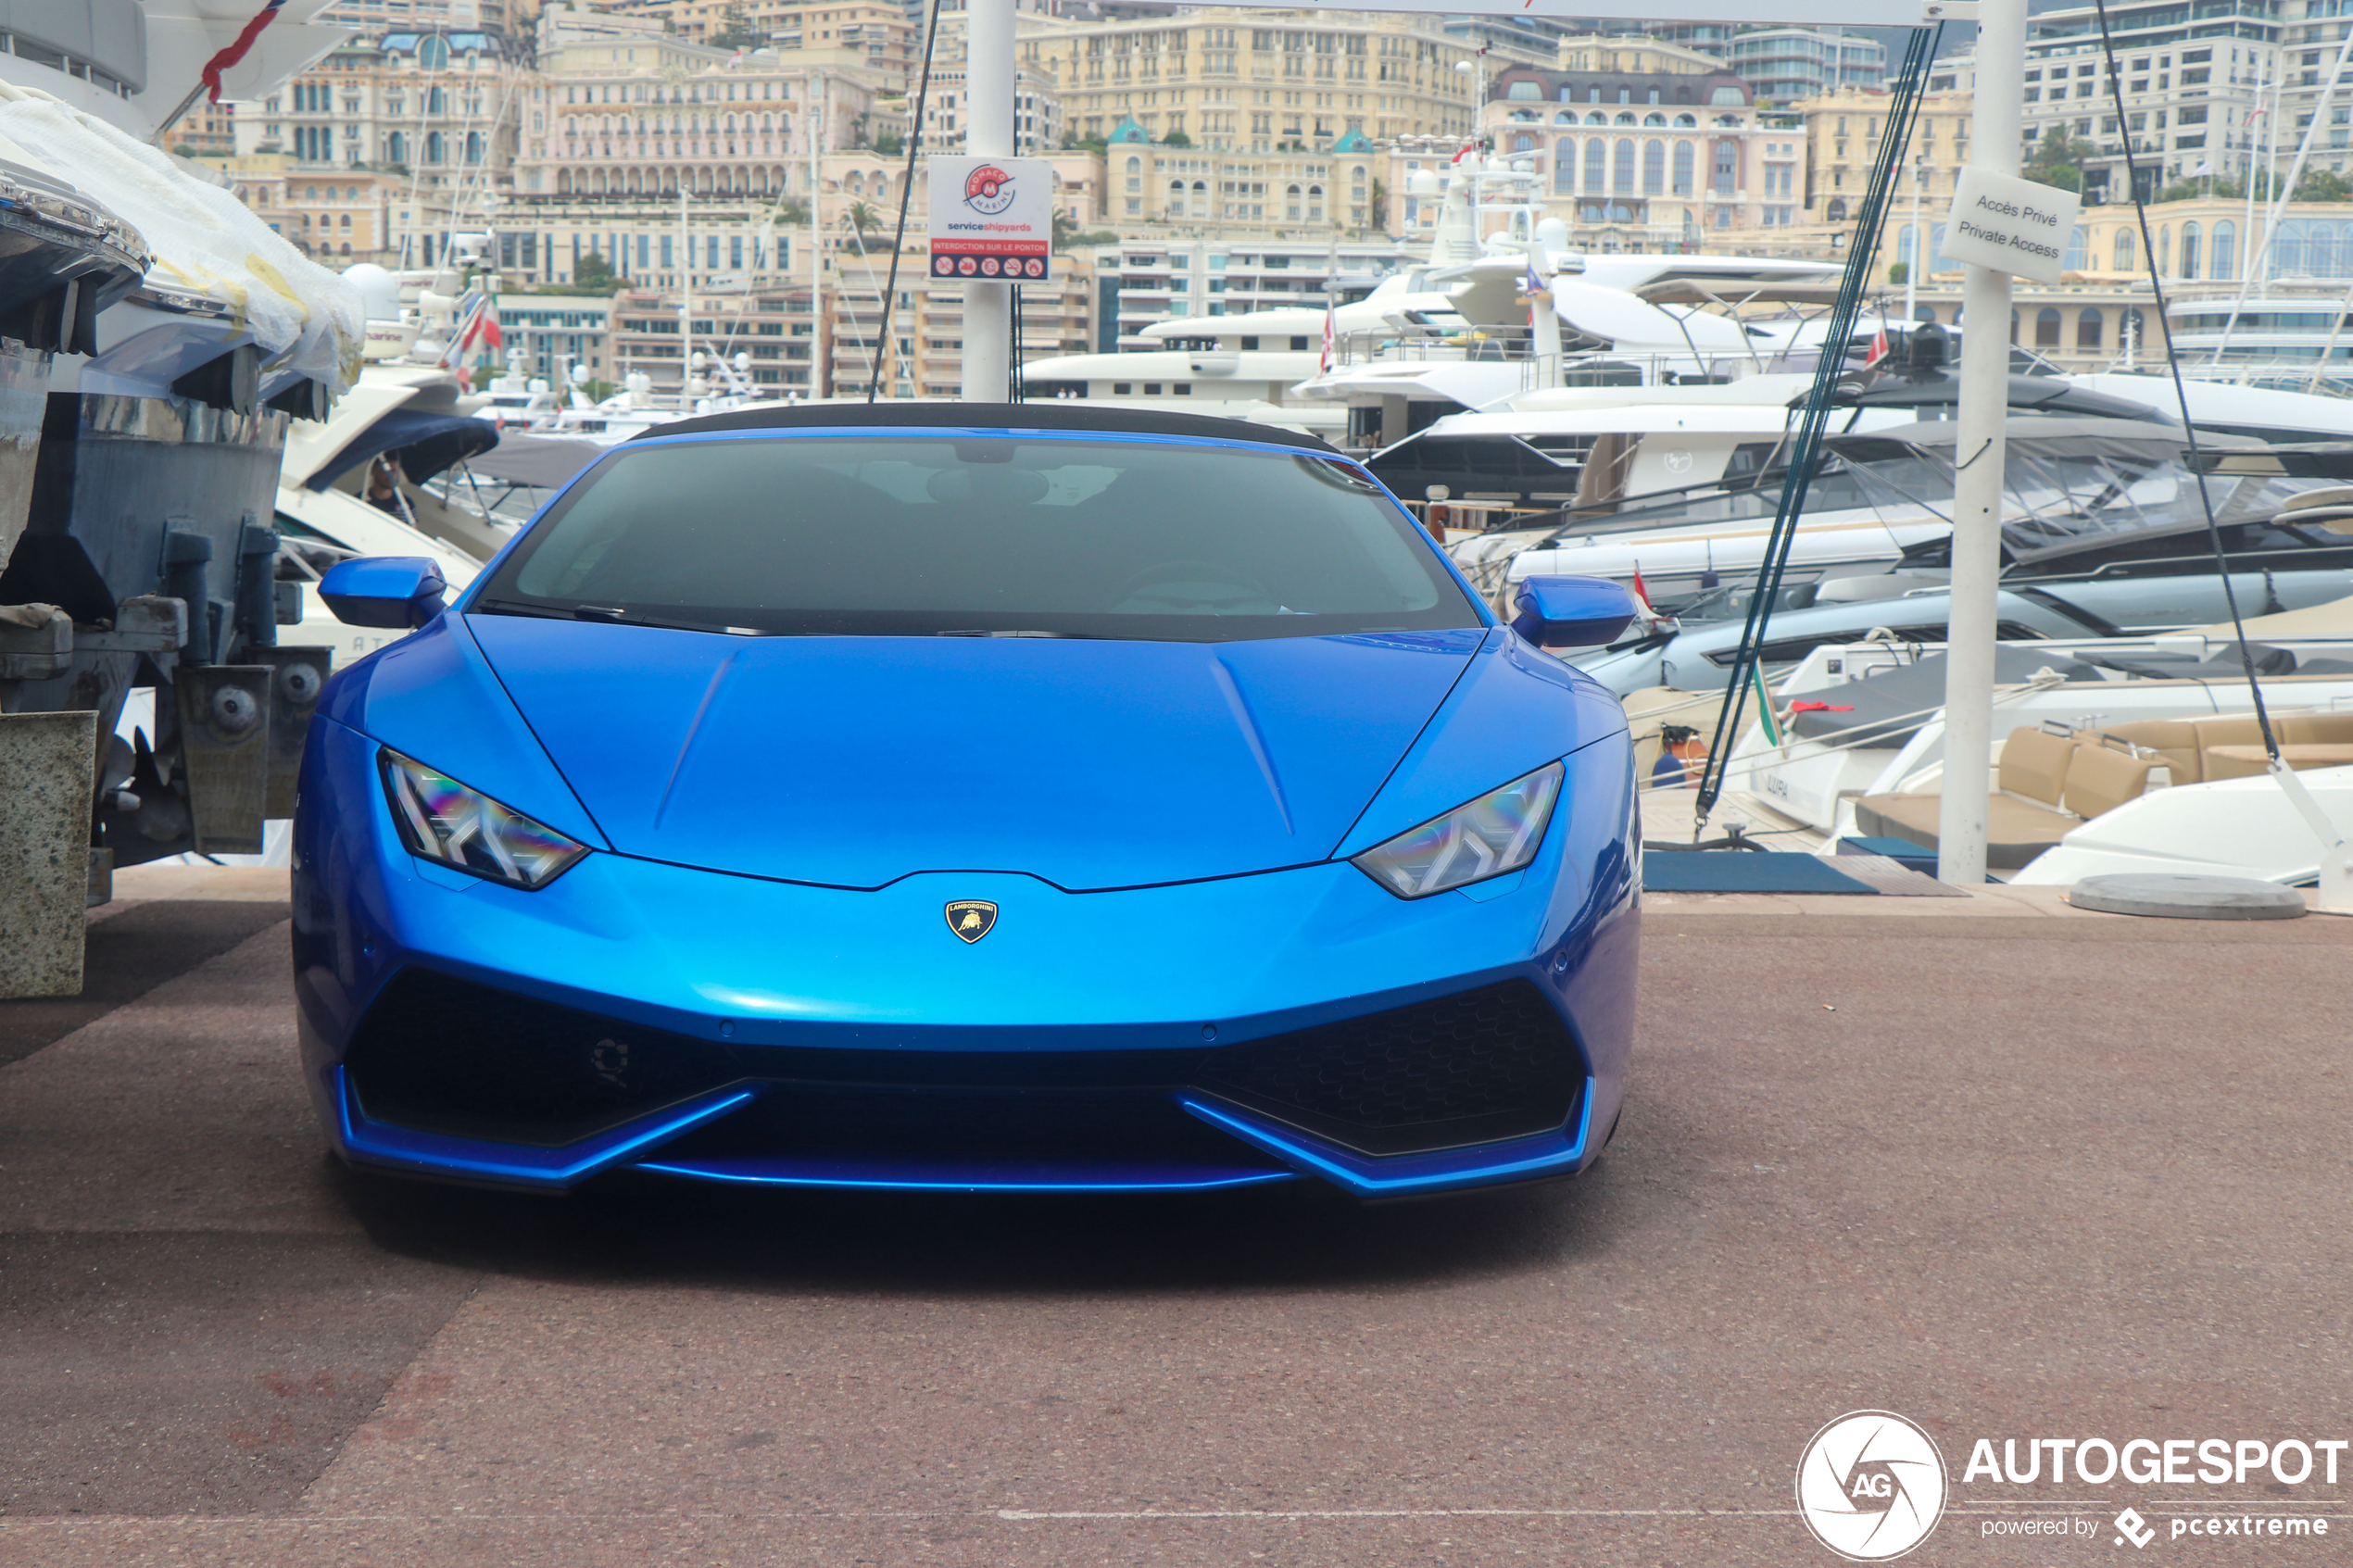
{"left": 3, "top": 870, "right": 2349, "bottom": 1566}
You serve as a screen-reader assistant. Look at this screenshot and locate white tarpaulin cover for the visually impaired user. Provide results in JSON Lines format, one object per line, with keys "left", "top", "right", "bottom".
{"left": 0, "top": 89, "right": 361, "bottom": 396}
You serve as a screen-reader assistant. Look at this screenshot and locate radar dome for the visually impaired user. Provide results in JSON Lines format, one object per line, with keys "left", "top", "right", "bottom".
{"left": 343, "top": 262, "right": 401, "bottom": 321}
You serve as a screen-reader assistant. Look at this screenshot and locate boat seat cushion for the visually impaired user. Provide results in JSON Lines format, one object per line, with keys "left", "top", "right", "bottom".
{"left": 2281, "top": 711, "right": 2353, "bottom": 746}
{"left": 2097, "top": 719, "right": 2203, "bottom": 784}
{"left": 1996, "top": 726, "right": 2076, "bottom": 806}
{"left": 2060, "top": 741, "right": 2157, "bottom": 820}
{"left": 2197, "top": 716, "right": 2279, "bottom": 781}
{"left": 1851, "top": 792, "right": 2079, "bottom": 872}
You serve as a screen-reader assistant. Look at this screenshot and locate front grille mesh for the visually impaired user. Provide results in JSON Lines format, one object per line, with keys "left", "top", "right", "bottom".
{"left": 345, "top": 970, "right": 1581, "bottom": 1160}
{"left": 1200, "top": 980, "right": 1580, "bottom": 1153}
{"left": 345, "top": 970, "right": 738, "bottom": 1147}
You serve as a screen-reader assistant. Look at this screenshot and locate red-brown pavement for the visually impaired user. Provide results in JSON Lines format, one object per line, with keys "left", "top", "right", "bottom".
{"left": 3, "top": 875, "right": 2349, "bottom": 1567}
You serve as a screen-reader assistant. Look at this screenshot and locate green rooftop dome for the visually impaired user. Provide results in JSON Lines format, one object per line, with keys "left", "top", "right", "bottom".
{"left": 1108, "top": 117, "right": 1151, "bottom": 144}
{"left": 1332, "top": 128, "right": 1375, "bottom": 154}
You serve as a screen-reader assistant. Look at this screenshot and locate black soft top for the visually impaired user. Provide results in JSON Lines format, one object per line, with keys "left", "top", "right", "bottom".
{"left": 632, "top": 399, "right": 1340, "bottom": 453}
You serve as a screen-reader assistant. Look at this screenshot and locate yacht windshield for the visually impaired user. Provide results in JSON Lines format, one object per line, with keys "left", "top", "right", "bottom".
{"left": 476, "top": 434, "right": 1478, "bottom": 641}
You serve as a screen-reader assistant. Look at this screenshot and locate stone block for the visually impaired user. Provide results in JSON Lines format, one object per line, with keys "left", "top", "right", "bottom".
{"left": 0, "top": 710, "right": 96, "bottom": 998}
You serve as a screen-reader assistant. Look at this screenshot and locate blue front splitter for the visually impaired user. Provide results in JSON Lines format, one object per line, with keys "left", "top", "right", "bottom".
{"left": 333, "top": 1066, "right": 1598, "bottom": 1198}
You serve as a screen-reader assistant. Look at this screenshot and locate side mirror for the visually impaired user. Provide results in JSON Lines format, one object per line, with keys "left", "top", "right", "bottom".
{"left": 1511, "top": 574, "right": 1638, "bottom": 648}
{"left": 320, "top": 557, "right": 448, "bottom": 629}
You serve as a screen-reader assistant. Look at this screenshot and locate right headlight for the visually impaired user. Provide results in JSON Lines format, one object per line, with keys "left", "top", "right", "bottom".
{"left": 1350, "top": 760, "right": 1565, "bottom": 899}
{"left": 379, "top": 749, "right": 589, "bottom": 890}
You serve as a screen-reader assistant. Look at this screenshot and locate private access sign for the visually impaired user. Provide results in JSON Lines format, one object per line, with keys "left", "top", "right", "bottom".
{"left": 1938, "top": 169, "right": 2084, "bottom": 285}
{"left": 929, "top": 156, "right": 1053, "bottom": 281}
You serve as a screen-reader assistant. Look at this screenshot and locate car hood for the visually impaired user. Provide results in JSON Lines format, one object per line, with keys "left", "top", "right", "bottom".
{"left": 467, "top": 617, "right": 1485, "bottom": 890}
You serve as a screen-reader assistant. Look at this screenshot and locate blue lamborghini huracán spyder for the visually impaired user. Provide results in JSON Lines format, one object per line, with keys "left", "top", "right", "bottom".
{"left": 294, "top": 404, "right": 1641, "bottom": 1199}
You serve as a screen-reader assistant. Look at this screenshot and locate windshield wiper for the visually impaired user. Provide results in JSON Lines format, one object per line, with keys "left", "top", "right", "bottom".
{"left": 469, "top": 596, "right": 571, "bottom": 621}
{"left": 474, "top": 598, "right": 766, "bottom": 636}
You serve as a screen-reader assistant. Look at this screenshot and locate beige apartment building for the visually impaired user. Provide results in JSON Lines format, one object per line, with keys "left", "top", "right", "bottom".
{"left": 1803, "top": 85, "right": 1971, "bottom": 232}
{"left": 227, "top": 29, "right": 533, "bottom": 264}
{"left": 1105, "top": 126, "right": 1382, "bottom": 238}
{"left": 609, "top": 283, "right": 824, "bottom": 394}
{"left": 516, "top": 22, "right": 886, "bottom": 201}
{"left": 218, "top": 156, "right": 459, "bottom": 265}
{"left": 1022, "top": 7, "right": 1483, "bottom": 153}
{"left": 1476, "top": 53, "right": 1804, "bottom": 248}
{"left": 761, "top": 0, "right": 916, "bottom": 92}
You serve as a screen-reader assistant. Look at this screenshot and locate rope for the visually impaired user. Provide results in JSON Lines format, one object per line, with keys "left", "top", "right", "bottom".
{"left": 869, "top": 0, "right": 943, "bottom": 402}
{"left": 1691, "top": 21, "right": 1942, "bottom": 827}
{"left": 2091, "top": 0, "right": 2281, "bottom": 762}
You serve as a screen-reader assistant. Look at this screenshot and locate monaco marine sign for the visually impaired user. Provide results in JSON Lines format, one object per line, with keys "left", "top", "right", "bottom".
{"left": 927, "top": 156, "right": 1052, "bottom": 281}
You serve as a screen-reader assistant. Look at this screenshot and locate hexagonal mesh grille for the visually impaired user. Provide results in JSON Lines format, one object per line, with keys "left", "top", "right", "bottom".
{"left": 346, "top": 968, "right": 739, "bottom": 1147}
{"left": 1199, "top": 980, "right": 1579, "bottom": 1153}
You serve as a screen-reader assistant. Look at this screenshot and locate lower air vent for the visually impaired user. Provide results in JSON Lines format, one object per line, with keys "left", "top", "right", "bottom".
{"left": 345, "top": 969, "right": 740, "bottom": 1147}
{"left": 1200, "top": 980, "right": 1582, "bottom": 1155}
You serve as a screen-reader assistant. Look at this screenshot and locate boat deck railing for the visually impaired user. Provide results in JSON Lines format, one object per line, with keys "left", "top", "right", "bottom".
{"left": 1332, "top": 324, "right": 1832, "bottom": 392}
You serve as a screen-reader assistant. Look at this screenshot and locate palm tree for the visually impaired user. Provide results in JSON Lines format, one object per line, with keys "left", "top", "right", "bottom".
{"left": 842, "top": 200, "right": 882, "bottom": 245}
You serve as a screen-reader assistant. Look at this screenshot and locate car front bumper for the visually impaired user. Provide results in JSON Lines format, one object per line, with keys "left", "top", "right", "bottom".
{"left": 294, "top": 717, "right": 1639, "bottom": 1199}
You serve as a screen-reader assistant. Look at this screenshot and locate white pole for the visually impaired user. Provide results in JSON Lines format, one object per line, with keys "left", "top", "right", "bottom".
{"left": 809, "top": 70, "right": 824, "bottom": 396}
{"left": 1936, "top": 0, "right": 2028, "bottom": 887}
{"left": 1905, "top": 157, "right": 1920, "bottom": 323}
{"left": 961, "top": 0, "right": 1016, "bottom": 402}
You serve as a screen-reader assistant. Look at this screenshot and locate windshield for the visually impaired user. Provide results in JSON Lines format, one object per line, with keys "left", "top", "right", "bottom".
{"left": 476, "top": 434, "right": 1478, "bottom": 642}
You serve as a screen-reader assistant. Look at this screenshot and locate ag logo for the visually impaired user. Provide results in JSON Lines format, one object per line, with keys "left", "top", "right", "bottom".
{"left": 944, "top": 900, "right": 999, "bottom": 943}
{"left": 963, "top": 165, "right": 1017, "bottom": 215}
{"left": 1795, "top": 1411, "right": 1947, "bottom": 1562}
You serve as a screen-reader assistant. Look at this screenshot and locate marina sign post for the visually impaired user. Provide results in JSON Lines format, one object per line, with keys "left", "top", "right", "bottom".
{"left": 953, "top": 0, "right": 2024, "bottom": 886}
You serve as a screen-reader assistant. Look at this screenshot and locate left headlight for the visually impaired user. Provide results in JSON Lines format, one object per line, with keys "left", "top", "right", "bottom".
{"left": 1351, "top": 761, "right": 1565, "bottom": 899}
{"left": 379, "top": 749, "right": 589, "bottom": 890}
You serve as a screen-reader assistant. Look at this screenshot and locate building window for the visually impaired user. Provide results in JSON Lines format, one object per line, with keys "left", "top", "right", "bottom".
{"left": 2034, "top": 307, "right": 2062, "bottom": 346}
{"left": 2077, "top": 308, "right": 2104, "bottom": 349}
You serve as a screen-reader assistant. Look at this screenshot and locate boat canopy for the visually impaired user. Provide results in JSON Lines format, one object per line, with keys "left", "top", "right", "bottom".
{"left": 1825, "top": 419, "right": 2307, "bottom": 566}
{"left": 305, "top": 408, "right": 498, "bottom": 492}
{"left": 466, "top": 433, "right": 609, "bottom": 490}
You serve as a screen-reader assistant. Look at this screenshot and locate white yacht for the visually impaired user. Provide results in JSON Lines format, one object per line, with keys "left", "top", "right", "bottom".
{"left": 1014, "top": 153, "right": 1841, "bottom": 443}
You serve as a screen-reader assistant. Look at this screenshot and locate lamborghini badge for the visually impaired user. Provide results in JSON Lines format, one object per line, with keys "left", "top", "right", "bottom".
{"left": 945, "top": 900, "right": 999, "bottom": 943}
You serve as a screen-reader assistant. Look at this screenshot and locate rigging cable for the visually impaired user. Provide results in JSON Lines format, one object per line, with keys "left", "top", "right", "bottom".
{"left": 871, "top": 0, "right": 944, "bottom": 402}
{"left": 2091, "top": 0, "right": 2281, "bottom": 762}
{"left": 1691, "top": 21, "right": 1942, "bottom": 828}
